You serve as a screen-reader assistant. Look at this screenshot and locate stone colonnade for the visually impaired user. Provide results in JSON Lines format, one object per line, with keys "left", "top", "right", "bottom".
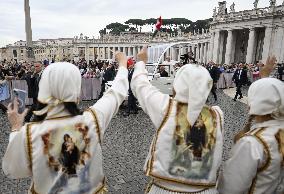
{"left": 79, "top": 45, "right": 145, "bottom": 61}
{"left": 209, "top": 25, "right": 284, "bottom": 64}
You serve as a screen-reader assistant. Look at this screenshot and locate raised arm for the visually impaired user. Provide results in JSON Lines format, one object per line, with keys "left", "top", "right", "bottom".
{"left": 131, "top": 47, "right": 170, "bottom": 128}
{"left": 2, "top": 98, "right": 31, "bottom": 178}
{"left": 2, "top": 127, "right": 31, "bottom": 178}
{"left": 90, "top": 52, "right": 129, "bottom": 134}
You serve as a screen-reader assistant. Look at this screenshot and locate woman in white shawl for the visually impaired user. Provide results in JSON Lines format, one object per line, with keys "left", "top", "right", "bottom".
{"left": 131, "top": 47, "right": 224, "bottom": 194}
{"left": 218, "top": 57, "right": 284, "bottom": 194}
{"left": 2, "top": 52, "right": 129, "bottom": 194}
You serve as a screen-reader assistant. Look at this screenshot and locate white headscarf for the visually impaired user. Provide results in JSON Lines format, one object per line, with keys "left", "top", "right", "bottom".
{"left": 34, "top": 62, "right": 81, "bottom": 116}
{"left": 248, "top": 78, "right": 284, "bottom": 120}
{"left": 173, "top": 64, "right": 213, "bottom": 126}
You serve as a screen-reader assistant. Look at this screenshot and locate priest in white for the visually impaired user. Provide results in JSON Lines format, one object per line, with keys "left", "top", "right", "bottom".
{"left": 2, "top": 52, "right": 129, "bottom": 194}
{"left": 131, "top": 47, "right": 224, "bottom": 194}
{"left": 218, "top": 77, "right": 284, "bottom": 194}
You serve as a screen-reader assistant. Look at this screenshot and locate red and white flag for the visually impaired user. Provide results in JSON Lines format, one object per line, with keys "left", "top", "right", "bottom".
{"left": 152, "top": 16, "right": 162, "bottom": 38}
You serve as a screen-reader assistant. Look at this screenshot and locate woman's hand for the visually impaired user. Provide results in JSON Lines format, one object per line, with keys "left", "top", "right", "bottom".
{"left": 115, "top": 52, "right": 127, "bottom": 69}
{"left": 137, "top": 46, "right": 148, "bottom": 63}
{"left": 7, "top": 98, "right": 28, "bottom": 131}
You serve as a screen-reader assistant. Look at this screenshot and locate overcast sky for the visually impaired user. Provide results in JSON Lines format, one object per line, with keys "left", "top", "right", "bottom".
{"left": 0, "top": 0, "right": 278, "bottom": 47}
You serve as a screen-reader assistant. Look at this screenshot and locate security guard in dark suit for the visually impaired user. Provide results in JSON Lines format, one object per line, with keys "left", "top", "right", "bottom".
{"left": 232, "top": 64, "right": 248, "bottom": 101}
{"left": 124, "top": 58, "right": 138, "bottom": 116}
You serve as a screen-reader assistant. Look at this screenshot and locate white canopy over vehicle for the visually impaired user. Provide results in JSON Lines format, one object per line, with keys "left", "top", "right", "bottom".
{"left": 146, "top": 41, "right": 194, "bottom": 95}
{"left": 106, "top": 41, "right": 193, "bottom": 95}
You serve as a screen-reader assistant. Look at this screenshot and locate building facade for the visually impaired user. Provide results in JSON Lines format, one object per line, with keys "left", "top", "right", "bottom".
{"left": 1, "top": 1, "right": 284, "bottom": 64}
{"left": 210, "top": 1, "right": 284, "bottom": 64}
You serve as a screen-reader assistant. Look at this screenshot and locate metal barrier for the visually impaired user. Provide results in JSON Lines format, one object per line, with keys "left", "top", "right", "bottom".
{"left": 0, "top": 78, "right": 102, "bottom": 106}
{"left": 217, "top": 73, "right": 235, "bottom": 89}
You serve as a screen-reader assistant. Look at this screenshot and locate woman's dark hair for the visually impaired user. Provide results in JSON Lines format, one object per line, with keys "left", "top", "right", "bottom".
{"left": 32, "top": 102, "right": 82, "bottom": 122}
{"left": 63, "top": 134, "right": 70, "bottom": 141}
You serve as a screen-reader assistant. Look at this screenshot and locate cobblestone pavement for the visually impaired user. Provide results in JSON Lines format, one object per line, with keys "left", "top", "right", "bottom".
{"left": 0, "top": 88, "right": 248, "bottom": 194}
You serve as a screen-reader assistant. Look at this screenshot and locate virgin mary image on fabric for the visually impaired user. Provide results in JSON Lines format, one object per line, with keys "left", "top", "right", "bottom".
{"left": 41, "top": 124, "right": 94, "bottom": 194}
{"left": 60, "top": 134, "right": 80, "bottom": 175}
{"left": 169, "top": 105, "right": 217, "bottom": 180}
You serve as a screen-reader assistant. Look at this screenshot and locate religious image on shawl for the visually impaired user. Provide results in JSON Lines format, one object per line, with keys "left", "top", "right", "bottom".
{"left": 41, "top": 123, "right": 94, "bottom": 193}
{"left": 168, "top": 105, "right": 217, "bottom": 180}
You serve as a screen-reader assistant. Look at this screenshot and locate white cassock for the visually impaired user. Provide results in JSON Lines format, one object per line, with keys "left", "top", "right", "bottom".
{"left": 218, "top": 77, "right": 284, "bottom": 194}
{"left": 218, "top": 120, "right": 284, "bottom": 194}
{"left": 2, "top": 66, "right": 129, "bottom": 194}
{"left": 131, "top": 62, "right": 224, "bottom": 194}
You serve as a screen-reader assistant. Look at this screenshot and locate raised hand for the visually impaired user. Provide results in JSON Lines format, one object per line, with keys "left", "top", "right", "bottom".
{"left": 260, "top": 55, "right": 277, "bottom": 78}
{"left": 137, "top": 46, "right": 148, "bottom": 64}
{"left": 115, "top": 52, "right": 127, "bottom": 69}
{"left": 7, "top": 97, "right": 28, "bottom": 131}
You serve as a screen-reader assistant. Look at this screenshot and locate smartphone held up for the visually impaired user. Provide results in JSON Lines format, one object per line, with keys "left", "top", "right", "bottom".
{"left": 12, "top": 89, "right": 27, "bottom": 114}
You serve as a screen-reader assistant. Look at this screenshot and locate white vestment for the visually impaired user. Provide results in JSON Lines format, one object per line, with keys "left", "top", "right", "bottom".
{"left": 131, "top": 62, "right": 224, "bottom": 194}
{"left": 218, "top": 120, "right": 284, "bottom": 194}
{"left": 2, "top": 67, "right": 128, "bottom": 194}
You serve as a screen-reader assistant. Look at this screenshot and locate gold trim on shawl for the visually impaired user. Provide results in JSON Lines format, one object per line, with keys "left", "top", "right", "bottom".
{"left": 275, "top": 129, "right": 284, "bottom": 166}
{"left": 146, "top": 100, "right": 217, "bottom": 187}
{"left": 30, "top": 178, "right": 107, "bottom": 194}
{"left": 247, "top": 127, "right": 272, "bottom": 194}
{"left": 93, "top": 177, "right": 108, "bottom": 194}
{"left": 149, "top": 172, "right": 216, "bottom": 187}
{"left": 26, "top": 123, "right": 33, "bottom": 171}
{"left": 148, "top": 179, "right": 211, "bottom": 193}
{"left": 45, "top": 115, "right": 73, "bottom": 121}
{"left": 146, "top": 98, "right": 173, "bottom": 175}
{"left": 29, "top": 182, "right": 39, "bottom": 194}
{"left": 86, "top": 108, "right": 102, "bottom": 145}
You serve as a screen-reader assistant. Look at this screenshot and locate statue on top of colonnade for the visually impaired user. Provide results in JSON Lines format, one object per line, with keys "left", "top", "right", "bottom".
{"left": 230, "top": 2, "right": 235, "bottom": 12}
{"left": 269, "top": 0, "right": 276, "bottom": 6}
{"left": 218, "top": 1, "right": 227, "bottom": 15}
{"left": 253, "top": 0, "right": 259, "bottom": 9}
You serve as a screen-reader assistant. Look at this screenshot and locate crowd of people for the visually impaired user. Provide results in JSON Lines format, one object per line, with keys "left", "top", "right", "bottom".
{"left": 1, "top": 46, "right": 283, "bottom": 194}
{"left": 0, "top": 58, "right": 119, "bottom": 80}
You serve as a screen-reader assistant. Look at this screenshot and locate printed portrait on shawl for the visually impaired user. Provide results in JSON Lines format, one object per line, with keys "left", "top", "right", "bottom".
{"left": 169, "top": 105, "right": 217, "bottom": 180}
{"left": 41, "top": 123, "right": 94, "bottom": 194}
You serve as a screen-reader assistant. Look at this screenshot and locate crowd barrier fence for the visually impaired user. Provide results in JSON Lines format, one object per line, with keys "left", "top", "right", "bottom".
{"left": 0, "top": 78, "right": 102, "bottom": 106}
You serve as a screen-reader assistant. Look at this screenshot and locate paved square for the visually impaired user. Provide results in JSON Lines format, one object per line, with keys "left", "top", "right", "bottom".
{"left": 0, "top": 89, "right": 248, "bottom": 193}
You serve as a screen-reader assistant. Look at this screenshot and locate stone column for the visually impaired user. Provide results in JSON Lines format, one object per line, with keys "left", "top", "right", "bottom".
{"left": 200, "top": 43, "right": 205, "bottom": 63}
{"left": 125, "top": 47, "right": 129, "bottom": 56}
{"left": 177, "top": 45, "right": 181, "bottom": 60}
{"left": 262, "top": 26, "right": 273, "bottom": 62}
{"left": 209, "top": 32, "right": 215, "bottom": 61}
{"left": 104, "top": 47, "right": 107, "bottom": 59}
{"left": 246, "top": 28, "right": 256, "bottom": 64}
{"left": 170, "top": 47, "right": 175, "bottom": 60}
{"left": 108, "top": 47, "right": 111, "bottom": 59}
{"left": 225, "top": 29, "right": 234, "bottom": 64}
{"left": 85, "top": 46, "right": 90, "bottom": 62}
{"left": 110, "top": 47, "right": 114, "bottom": 59}
{"left": 196, "top": 44, "right": 200, "bottom": 63}
{"left": 203, "top": 43, "right": 208, "bottom": 64}
{"left": 133, "top": 46, "right": 137, "bottom": 59}
{"left": 166, "top": 49, "right": 170, "bottom": 58}
{"left": 213, "top": 30, "right": 221, "bottom": 63}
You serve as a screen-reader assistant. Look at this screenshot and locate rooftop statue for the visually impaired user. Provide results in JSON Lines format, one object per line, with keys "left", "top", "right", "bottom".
{"left": 230, "top": 2, "right": 235, "bottom": 12}
{"left": 213, "top": 7, "right": 217, "bottom": 17}
{"left": 269, "top": 0, "right": 276, "bottom": 6}
{"left": 218, "top": 1, "right": 227, "bottom": 15}
{"left": 253, "top": 0, "right": 259, "bottom": 9}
